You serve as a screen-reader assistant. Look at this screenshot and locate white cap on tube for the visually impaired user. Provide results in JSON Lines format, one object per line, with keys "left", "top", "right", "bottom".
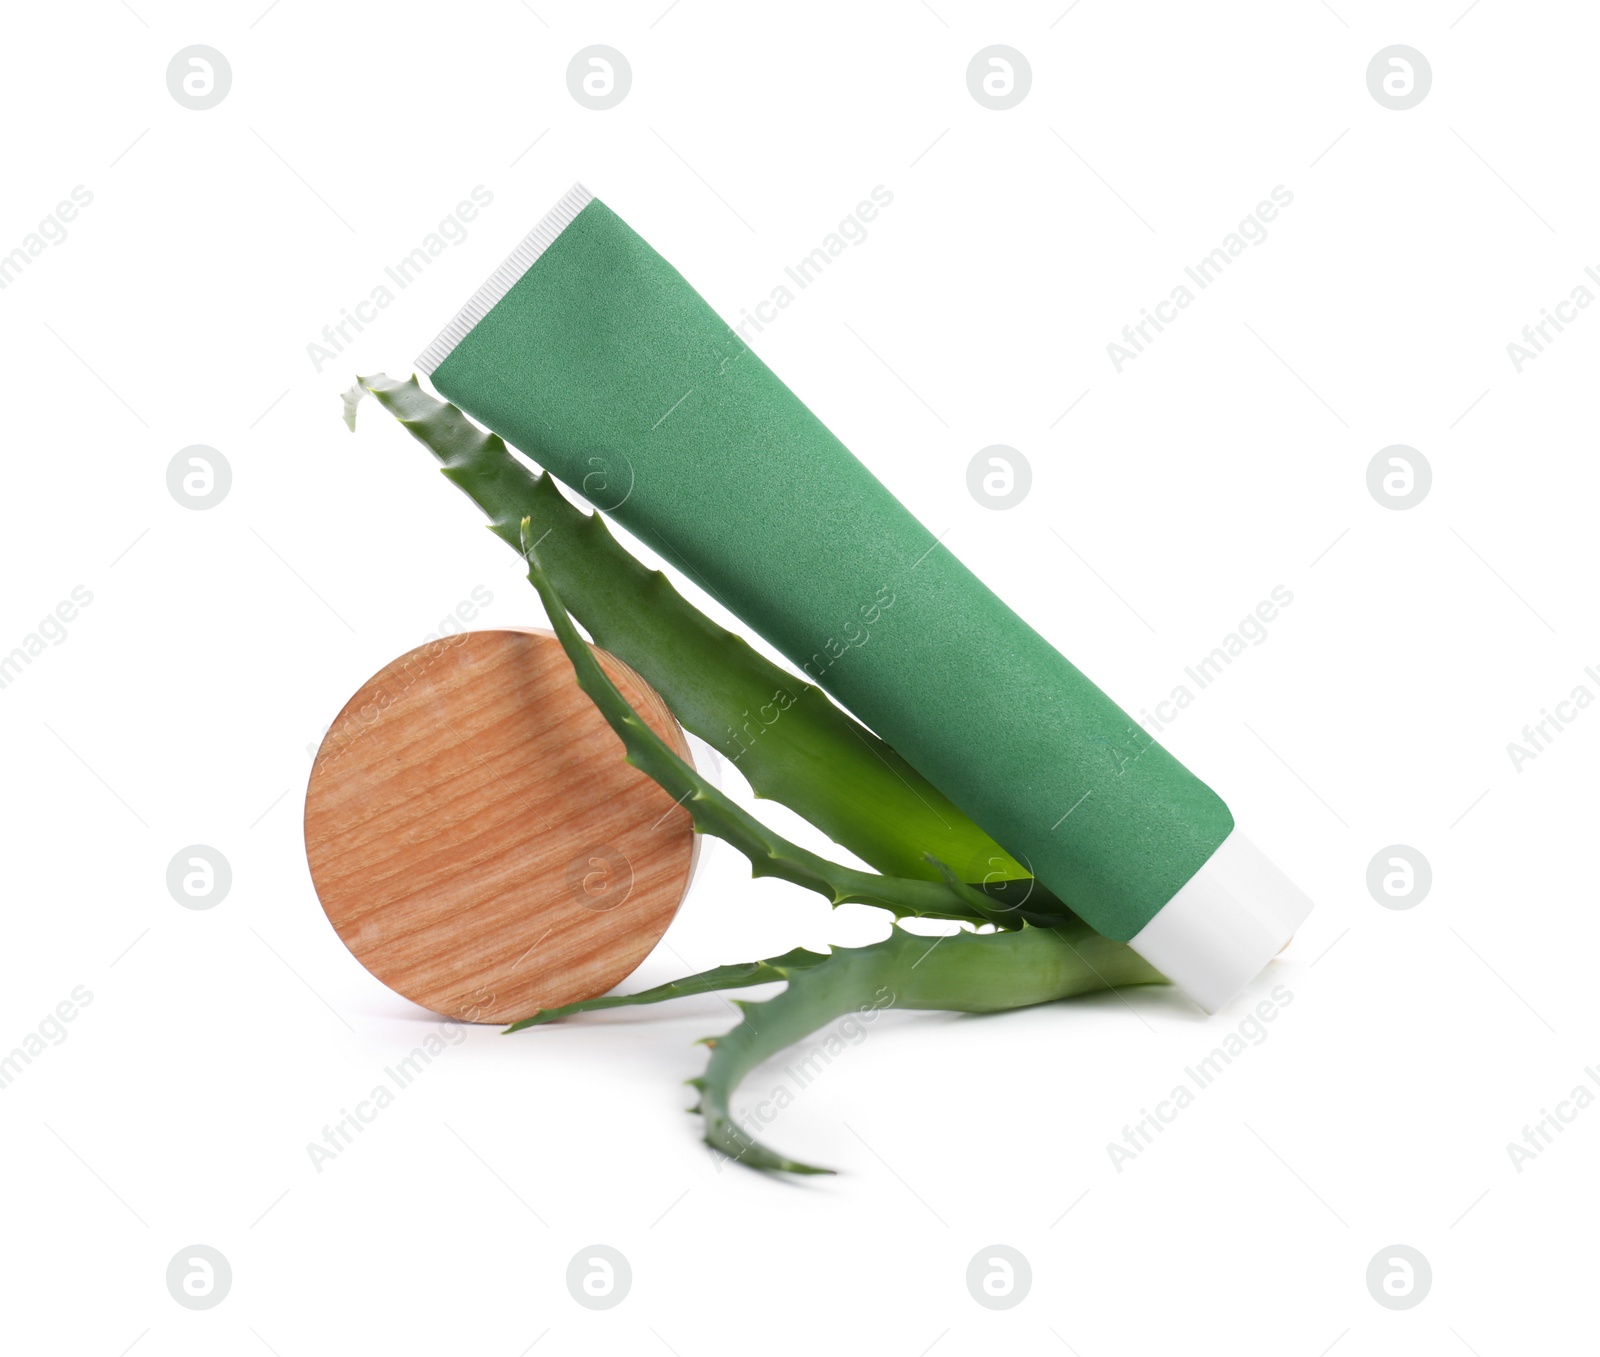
{"left": 1126, "top": 830, "right": 1313, "bottom": 1013}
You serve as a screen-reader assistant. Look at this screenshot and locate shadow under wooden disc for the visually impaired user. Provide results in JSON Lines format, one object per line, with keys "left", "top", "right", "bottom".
{"left": 304, "top": 627, "right": 697, "bottom": 1024}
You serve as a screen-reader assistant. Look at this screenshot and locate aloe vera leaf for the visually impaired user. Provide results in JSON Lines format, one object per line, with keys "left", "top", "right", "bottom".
{"left": 697, "top": 922, "right": 1167, "bottom": 1174}
{"left": 503, "top": 947, "right": 829, "bottom": 1033}
{"left": 519, "top": 520, "right": 1036, "bottom": 929}
{"left": 355, "top": 372, "right": 1035, "bottom": 889}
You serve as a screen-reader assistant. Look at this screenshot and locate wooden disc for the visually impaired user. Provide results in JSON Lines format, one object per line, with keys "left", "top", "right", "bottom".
{"left": 303, "top": 627, "right": 697, "bottom": 1024}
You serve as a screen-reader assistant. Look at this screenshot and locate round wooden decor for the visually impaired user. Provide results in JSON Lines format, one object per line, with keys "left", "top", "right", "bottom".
{"left": 303, "top": 627, "right": 698, "bottom": 1025}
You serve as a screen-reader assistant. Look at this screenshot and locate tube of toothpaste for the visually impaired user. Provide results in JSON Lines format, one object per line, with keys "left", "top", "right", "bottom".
{"left": 416, "top": 183, "right": 1312, "bottom": 1012}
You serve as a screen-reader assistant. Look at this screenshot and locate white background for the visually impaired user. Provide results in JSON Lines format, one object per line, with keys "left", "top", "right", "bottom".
{"left": 1, "top": 1, "right": 1595, "bottom": 1353}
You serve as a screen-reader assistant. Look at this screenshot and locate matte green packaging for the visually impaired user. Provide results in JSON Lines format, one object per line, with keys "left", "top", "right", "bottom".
{"left": 417, "top": 184, "right": 1311, "bottom": 1011}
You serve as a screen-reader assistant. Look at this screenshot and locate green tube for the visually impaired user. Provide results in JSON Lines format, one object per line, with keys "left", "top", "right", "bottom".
{"left": 417, "top": 185, "right": 1311, "bottom": 1011}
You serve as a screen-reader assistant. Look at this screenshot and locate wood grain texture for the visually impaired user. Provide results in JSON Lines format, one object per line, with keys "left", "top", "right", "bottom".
{"left": 303, "top": 627, "right": 697, "bottom": 1024}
